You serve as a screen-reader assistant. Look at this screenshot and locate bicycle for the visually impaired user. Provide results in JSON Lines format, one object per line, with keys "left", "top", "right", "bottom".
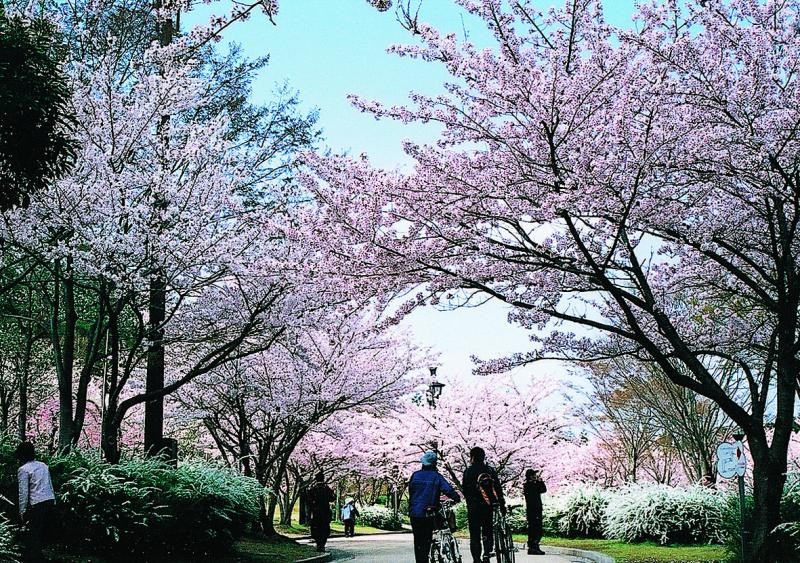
{"left": 428, "top": 500, "right": 462, "bottom": 563}
{"left": 491, "top": 503, "right": 517, "bottom": 563}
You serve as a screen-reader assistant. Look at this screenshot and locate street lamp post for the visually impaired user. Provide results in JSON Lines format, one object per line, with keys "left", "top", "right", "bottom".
{"left": 732, "top": 430, "right": 749, "bottom": 561}
{"left": 426, "top": 367, "right": 445, "bottom": 408}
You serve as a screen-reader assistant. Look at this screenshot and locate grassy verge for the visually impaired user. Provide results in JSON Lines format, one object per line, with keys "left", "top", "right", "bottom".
{"left": 276, "top": 520, "right": 398, "bottom": 537}
{"left": 234, "top": 534, "right": 319, "bottom": 562}
{"left": 44, "top": 534, "right": 317, "bottom": 563}
{"left": 511, "top": 535, "right": 727, "bottom": 563}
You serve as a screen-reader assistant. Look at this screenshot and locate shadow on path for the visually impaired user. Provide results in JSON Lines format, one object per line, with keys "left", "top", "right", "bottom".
{"left": 301, "top": 534, "right": 580, "bottom": 562}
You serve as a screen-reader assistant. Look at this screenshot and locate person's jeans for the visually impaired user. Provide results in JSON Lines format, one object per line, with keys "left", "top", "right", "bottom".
{"left": 309, "top": 516, "right": 331, "bottom": 551}
{"left": 410, "top": 516, "right": 435, "bottom": 563}
{"left": 527, "top": 513, "right": 543, "bottom": 549}
{"left": 468, "top": 508, "right": 493, "bottom": 562}
{"left": 23, "top": 499, "right": 55, "bottom": 563}
{"left": 343, "top": 518, "right": 355, "bottom": 537}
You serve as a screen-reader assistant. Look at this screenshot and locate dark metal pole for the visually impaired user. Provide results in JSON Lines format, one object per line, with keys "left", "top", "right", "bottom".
{"left": 737, "top": 474, "right": 747, "bottom": 561}
{"left": 733, "top": 432, "right": 748, "bottom": 562}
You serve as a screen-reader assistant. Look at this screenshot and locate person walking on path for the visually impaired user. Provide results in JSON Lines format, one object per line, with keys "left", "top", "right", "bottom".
{"left": 524, "top": 469, "right": 547, "bottom": 555}
{"left": 16, "top": 441, "right": 55, "bottom": 563}
{"left": 306, "top": 471, "right": 335, "bottom": 552}
{"left": 341, "top": 497, "right": 359, "bottom": 537}
{"left": 408, "top": 450, "right": 460, "bottom": 563}
{"left": 463, "top": 446, "right": 506, "bottom": 563}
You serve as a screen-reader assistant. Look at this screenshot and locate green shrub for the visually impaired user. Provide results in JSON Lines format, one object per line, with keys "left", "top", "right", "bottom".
{"left": 156, "top": 461, "right": 262, "bottom": 554}
{"left": 357, "top": 505, "right": 402, "bottom": 530}
{"left": 454, "top": 501, "right": 468, "bottom": 530}
{"left": 43, "top": 454, "right": 260, "bottom": 557}
{"left": 722, "top": 474, "right": 800, "bottom": 562}
{"left": 55, "top": 456, "right": 171, "bottom": 549}
{"left": 603, "top": 484, "right": 725, "bottom": 545}
{"left": 773, "top": 474, "right": 800, "bottom": 560}
{"left": 506, "top": 502, "right": 528, "bottom": 533}
{"left": 0, "top": 514, "right": 19, "bottom": 563}
{"left": 452, "top": 500, "right": 527, "bottom": 533}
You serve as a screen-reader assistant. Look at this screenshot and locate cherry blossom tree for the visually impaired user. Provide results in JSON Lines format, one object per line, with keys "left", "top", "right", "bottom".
{"left": 301, "top": 1, "right": 800, "bottom": 558}
{"left": 333, "top": 374, "right": 574, "bottom": 503}
{"left": 0, "top": 0, "right": 320, "bottom": 459}
{"left": 175, "top": 306, "right": 420, "bottom": 534}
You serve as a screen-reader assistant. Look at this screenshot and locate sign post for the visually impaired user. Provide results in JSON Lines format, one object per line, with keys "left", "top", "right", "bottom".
{"left": 717, "top": 434, "right": 748, "bottom": 560}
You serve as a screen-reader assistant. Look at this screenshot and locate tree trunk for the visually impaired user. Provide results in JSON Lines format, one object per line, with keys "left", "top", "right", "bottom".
{"left": 101, "top": 410, "right": 121, "bottom": 464}
{"left": 52, "top": 259, "right": 76, "bottom": 451}
{"left": 101, "top": 307, "right": 121, "bottom": 464}
{"left": 72, "top": 291, "right": 106, "bottom": 446}
{"left": 749, "top": 440, "right": 787, "bottom": 563}
{"left": 17, "top": 333, "right": 32, "bottom": 442}
{"left": 279, "top": 471, "right": 293, "bottom": 525}
{"left": 144, "top": 275, "right": 166, "bottom": 456}
{"left": 144, "top": 0, "right": 175, "bottom": 459}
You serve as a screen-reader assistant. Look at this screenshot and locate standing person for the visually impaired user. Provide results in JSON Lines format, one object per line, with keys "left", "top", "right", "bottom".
{"left": 408, "top": 451, "right": 460, "bottom": 563}
{"left": 523, "top": 469, "right": 547, "bottom": 555}
{"left": 306, "top": 471, "right": 335, "bottom": 552}
{"left": 16, "top": 441, "right": 55, "bottom": 563}
{"left": 340, "top": 497, "right": 359, "bottom": 537}
{"left": 463, "top": 446, "right": 505, "bottom": 563}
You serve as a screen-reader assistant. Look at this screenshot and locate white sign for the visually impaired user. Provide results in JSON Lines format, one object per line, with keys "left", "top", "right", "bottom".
{"left": 717, "top": 441, "right": 747, "bottom": 478}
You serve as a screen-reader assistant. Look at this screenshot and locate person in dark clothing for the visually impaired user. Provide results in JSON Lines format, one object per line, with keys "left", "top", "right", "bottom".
{"left": 306, "top": 471, "right": 335, "bottom": 552}
{"left": 462, "top": 446, "right": 505, "bottom": 563}
{"left": 523, "top": 469, "right": 547, "bottom": 555}
{"left": 408, "top": 451, "right": 460, "bottom": 563}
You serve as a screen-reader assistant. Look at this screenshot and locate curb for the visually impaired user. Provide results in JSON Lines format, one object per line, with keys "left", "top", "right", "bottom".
{"left": 537, "top": 544, "right": 615, "bottom": 563}
{"left": 294, "top": 553, "right": 332, "bottom": 563}
{"left": 295, "top": 529, "right": 412, "bottom": 541}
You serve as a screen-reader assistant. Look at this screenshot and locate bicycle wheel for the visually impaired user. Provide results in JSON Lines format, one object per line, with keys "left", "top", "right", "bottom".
{"left": 494, "top": 523, "right": 513, "bottom": 563}
{"left": 429, "top": 538, "right": 444, "bottom": 563}
{"left": 448, "top": 534, "right": 463, "bottom": 563}
{"left": 494, "top": 528, "right": 504, "bottom": 563}
{"left": 503, "top": 528, "right": 515, "bottom": 563}
{"left": 440, "top": 538, "right": 453, "bottom": 563}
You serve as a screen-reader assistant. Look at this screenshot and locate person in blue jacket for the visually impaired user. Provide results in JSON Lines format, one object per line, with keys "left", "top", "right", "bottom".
{"left": 408, "top": 450, "right": 461, "bottom": 563}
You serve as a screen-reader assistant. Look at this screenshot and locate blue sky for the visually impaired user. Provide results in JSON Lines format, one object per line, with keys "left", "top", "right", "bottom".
{"left": 185, "top": 1, "right": 636, "bottom": 385}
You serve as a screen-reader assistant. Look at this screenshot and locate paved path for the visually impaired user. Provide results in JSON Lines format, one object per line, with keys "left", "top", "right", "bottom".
{"left": 302, "top": 534, "right": 581, "bottom": 562}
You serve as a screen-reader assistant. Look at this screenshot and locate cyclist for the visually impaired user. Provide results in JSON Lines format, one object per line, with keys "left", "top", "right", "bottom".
{"left": 408, "top": 450, "right": 461, "bottom": 563}
{"left": 463, "top": 446, "right": 505, "bottom": 563}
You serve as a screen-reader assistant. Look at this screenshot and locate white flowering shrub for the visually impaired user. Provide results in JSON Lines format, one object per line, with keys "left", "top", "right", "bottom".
{"left": 603, "top": 484, "right": 726, "bottom": 545}
{"left": 357, "top": 505, "right": 403, "bottom": 530}
{"left": 543, "top": 486, "right": 609, "bottom": 538}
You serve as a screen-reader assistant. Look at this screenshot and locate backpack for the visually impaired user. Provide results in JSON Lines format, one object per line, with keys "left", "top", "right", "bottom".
{"left": 476, "top": 471, "right": 501, "bottom": 507}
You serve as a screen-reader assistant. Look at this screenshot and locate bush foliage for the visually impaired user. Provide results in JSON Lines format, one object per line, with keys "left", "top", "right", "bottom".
{"left": 544, "top": 486, "right": 608, "bottom": 539}
{"left": 722, "top": 473, "right": 800, "bottom": 562}
{"left": 0, "top": 440, "right": 262, "bottom": 559}
{"left": 357, "top": 505, "right": 403, "bottom": 530}
{"left": 603, "top": 484, "right": 726, "bottom": 545}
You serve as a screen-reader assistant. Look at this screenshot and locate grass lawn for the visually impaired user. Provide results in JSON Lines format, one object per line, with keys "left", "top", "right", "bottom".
{"left": 277, "top": 520, "right": 395, "bottom": 537}
{"left": 512, "top": 535, "right": 727, "bottom": 563}
{"left": 44, "top": 534, "right": 318, "bottom": 563}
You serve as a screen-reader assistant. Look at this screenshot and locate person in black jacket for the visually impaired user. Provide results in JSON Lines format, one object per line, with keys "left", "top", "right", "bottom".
{"left": 462, "top": 446, "right": 505, "bottom": 563}
{"left": 523, "top": 469, "right": 547, "bottom": 555}
{"left": 306, "top": 472, "right": 335, "bottom": 552}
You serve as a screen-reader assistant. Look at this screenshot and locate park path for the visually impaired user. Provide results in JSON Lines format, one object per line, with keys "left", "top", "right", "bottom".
{"left": 310, "top": 534, "right": 580, "bottom": 562}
